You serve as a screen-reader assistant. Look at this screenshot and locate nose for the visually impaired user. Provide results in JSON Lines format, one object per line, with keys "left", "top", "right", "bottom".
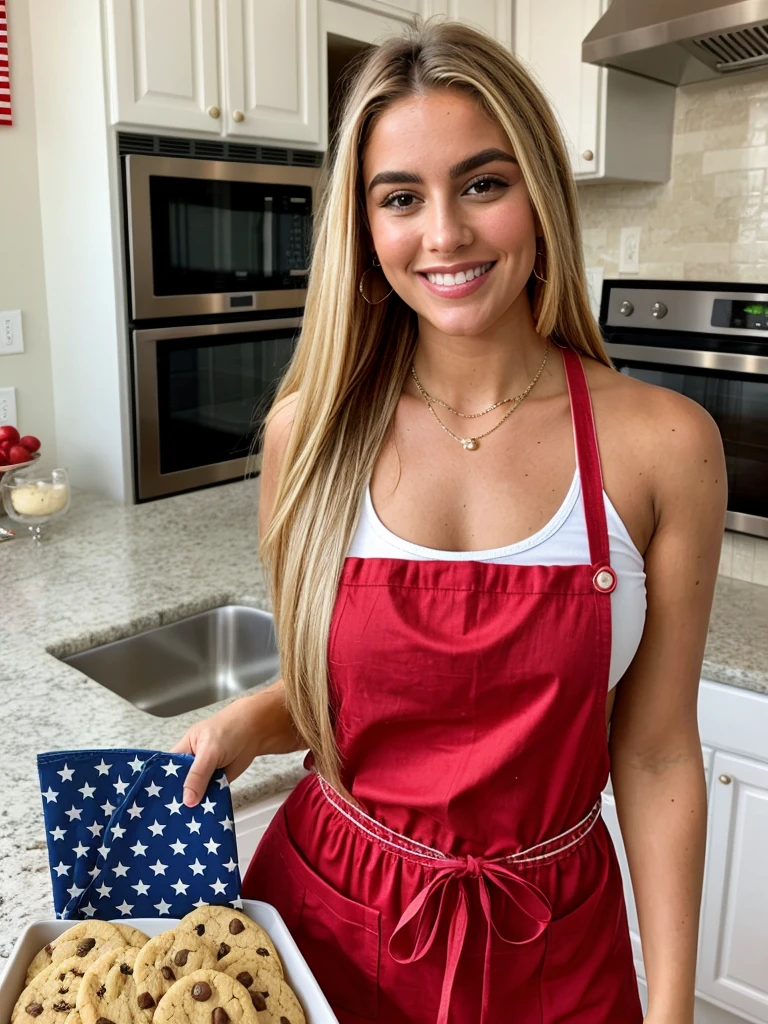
{"left": 423, "top": 195, "right": 473, "bottom": 255}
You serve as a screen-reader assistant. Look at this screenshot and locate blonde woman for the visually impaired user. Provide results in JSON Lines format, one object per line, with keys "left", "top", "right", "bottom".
{"left": 173, "top": 18, "right": 725, "bottom": 1023}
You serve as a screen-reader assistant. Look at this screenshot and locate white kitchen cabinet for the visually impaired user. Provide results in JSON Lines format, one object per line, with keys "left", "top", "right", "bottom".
{"left": 514, "top": 0, "right": 675, "bottom": 183}
{"left": 234, "top": 788, "right": 294, "bottom": 877}
{"left": 433, "top": 0, "right": 512, "bottom": 50}
{"left": 105, "top": 0, "right": 221, "bottom": 134}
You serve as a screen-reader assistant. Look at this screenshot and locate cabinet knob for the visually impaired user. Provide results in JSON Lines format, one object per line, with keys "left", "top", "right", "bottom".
{"left": 582, "top": 149, "right": 595, "bottom": 161}
{"left": 207, "top": 106, "right": 221, "bottom": 119}
{"left": 619, "top": 300, "right": 634, "bottom": 317}
{"left": 651, "top": 301, "right": 668, "bottom": 319}
{"left": 232, "top": 110, "right": 245, "bottom": 123}
{"left": 718, "top": 774, "right": 732, "bottom": 785}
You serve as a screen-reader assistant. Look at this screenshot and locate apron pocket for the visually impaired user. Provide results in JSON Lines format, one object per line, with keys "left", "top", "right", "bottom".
{"left": 270, "top": 807, "right": 381, "bottom": 1019}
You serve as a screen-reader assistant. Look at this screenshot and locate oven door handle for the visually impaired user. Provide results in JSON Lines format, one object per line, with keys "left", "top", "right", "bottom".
{"left": 604, "top": 342, "right": 768, "bottom": 376}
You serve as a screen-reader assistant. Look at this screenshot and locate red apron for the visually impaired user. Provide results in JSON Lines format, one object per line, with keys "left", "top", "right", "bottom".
{"left": 243, "top": 344, "right": 643, "bottom": 1023}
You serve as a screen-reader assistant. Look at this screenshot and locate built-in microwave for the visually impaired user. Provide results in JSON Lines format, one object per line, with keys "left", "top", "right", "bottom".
{"left": 124, "top": 151, "right": 321, "bottom": 321}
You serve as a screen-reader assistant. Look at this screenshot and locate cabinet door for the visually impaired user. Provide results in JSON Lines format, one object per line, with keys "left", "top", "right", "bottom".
{"left": 514, "top": 0, "right": 603, "bottom": 177}
{"left": 105, "top": 0, "right": 221, "bottom": 133}
{"left": 434, "top": 0, "right": 512, "bottom": 49}
{"left": 698, "top": 751, "right": 768, "bottom": 1022}
{"left": 234, "top": 789, "right": 294, "bottom": 877}
{"left": 222, "top": 0, "right": 321, "bottom": 145}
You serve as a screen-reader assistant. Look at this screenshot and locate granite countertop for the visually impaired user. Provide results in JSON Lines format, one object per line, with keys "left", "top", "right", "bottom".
{"left": 0, "top": 479, "right": 766, "bottom": 969}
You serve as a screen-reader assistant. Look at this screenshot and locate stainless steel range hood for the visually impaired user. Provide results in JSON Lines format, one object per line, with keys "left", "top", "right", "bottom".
{"left": 583, "top": 0, "right": 768, "bottom": 85}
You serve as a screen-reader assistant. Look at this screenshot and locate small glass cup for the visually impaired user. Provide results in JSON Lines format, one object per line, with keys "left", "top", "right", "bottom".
{"left": 1, "top": 466, "right": 71, "bottom": 542}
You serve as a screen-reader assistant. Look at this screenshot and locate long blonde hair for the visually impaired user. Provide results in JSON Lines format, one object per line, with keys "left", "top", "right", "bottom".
{"left": 259, "top": 17, "right": 611, "bottom": 790}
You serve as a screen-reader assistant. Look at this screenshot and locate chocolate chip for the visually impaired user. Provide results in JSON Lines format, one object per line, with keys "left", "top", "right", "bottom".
{"left": 52, "top": 1002, "right": 74, "bottom": 1012}
{"left": 96, "top": 1018, "right": 117, "bottom": 1024}
{"left": 250, "top": 992, "right": 267, "bottom": 1011}
{"left": 192, "top": 981, "right": 212, "bottom": 1001}
{"left": 24, "top": 1004, "right": 43, "bottom": 1017}
{"left": 44, "top": 944, "right": 53, "bottom": 955}
{"left": 73, "top": 969, "right": 84, "bottom": 977}
{"left": 137, "top": 992, "right": 156, "bottom": 1009}
{"left": 77, "top": 938, "right": 96, "bottom": 956}
{"left": 236, "top": 972, "right": 253, "bottom": 989}
{"left": 280, "top": 1018, "right": 291, "bottom": 1024}
{"left": 212, "top": 1010, "right": 230, "bottom": 1024}
{"left": 120, "top": 963, "right": 133, "bottom": 975}
{"left": 256, "top": 948, "right": 270, "bottom": 957}
{"left": 97, "top": 985, "right": 106, "bottom": 997}
{"left": 174, "top": 949, "right": 190, "bottom": 966}
{"left": 161, "top": 966, "right": 176, "bottom": 981}
{"left": 228, "top": 919, "right": 245, "bottom": 934}
{"left": 216, "top": 942, "right": 230, "bottom": 960}
{"left": 195, "top": 923, "right": 206, "bottom": 935}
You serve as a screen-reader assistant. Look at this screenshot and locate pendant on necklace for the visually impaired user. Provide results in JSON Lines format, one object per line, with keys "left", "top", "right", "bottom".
{"left": 462, "top": 438, "right": 479, "bottom": 451}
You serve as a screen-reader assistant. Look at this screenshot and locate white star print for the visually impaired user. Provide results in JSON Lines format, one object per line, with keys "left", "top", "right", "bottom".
{"left": 111, "top": 823, "right": 126, "bottom": 840}
{"left": 209, "top": 878, "right": 227, "bottom": 896}
{"left": 132, "top": 880, "right": 150, "bottom": 896}
{"left": 67, "top": 883, "right": 84, "bottom": 898}
{"left": 94, "top": 758, "right": 112, "bottom": 775}
{"left": 162, "top": 761, "right": 181, "bottom": 777}
{"left": 130, "top": 840, "right": 148, "bottom": 857}
{"left": 154, "top": 898, "right": 172, "bottom": 915}
{"left": 219, "top": 816, "right": 234, "bottom": 832}
{"left": 88, "top": 867, "right": 100, "bottom": 878}
{"left": 101, "top": 799, "right": 116, "bottom": 817}
{"left": 223, "top": 858, "right": 237, "bottom": 872}
{"left": 86, "top": 822, "right": 104, "bottom": 838}
{"left": 128, "top": 755, "right": 144, "bottom": 773}
{"left": 165, "top": 797, "right": 183, "bottom": 815}
{"left": 127, "top": 802, "right": 144, "bottom": 820}
{"left": 96, "top": 883, "right": 112, "bottom": 898}
{"left": 216, "top": 775, "right": 230, "bottom": 790}
{"left": 171, "top": 879, "right": 189, "bottom": 896}
{"left": 148, "top": 820, "right": 166, "bottom": 837}
{"left": 81, "top": 903, "right": 96, "bottom": 918}
{"left": 149, "top": 860, "right": 168, "bottom": 876}
{"left": 49, "top": 826, "right": 66, "bottom": 842}
{"left": 98, "top": 845, "right": 111, "bottom": 859}
{"left": 186, "top": 818, "right": 201, "bottom": 835}
{"left": 192, "top": 897, "right": 207, "bottom": 908}
{"left": 42, "top": 787, "right": 59, "bottom": 804}
{"left": 169, "top": 839, "right": 187, "bottom": 856}
{"left": 57, "top": 764, "right": 75, "bottom": 782}
{"left": 113, "top": 777, "right": 129, "bottom": 795}
{"left": 78, "top": 782, "right": 96, "bottom": 800}
{"left": 72, "top": 842, "right": 89, "bottom": 859}
{"left": 189, "top": 858, "right": 205, "bottom": 876}
{"left": 203, "top": 837, "right": 220, "bottom": 855}
{"left": 65, "top": 806, "right": 82, "bottom": 822}
{"left": 200, "top": 797, "right": 216, "bottom": 815}
{"left": 53, "top": 862, "right": 70, "bottom": 877}
{"left": 145, "top": 781, "right": 162, "bottom": 798}
{"left": 232, "top": 897, "right": 243, "bottom": 909}
{"left": 115, "top": 900, "right": 134, "bottom": 916}
{"left": 113, "top": 863, "right": 130, "bottom": 878}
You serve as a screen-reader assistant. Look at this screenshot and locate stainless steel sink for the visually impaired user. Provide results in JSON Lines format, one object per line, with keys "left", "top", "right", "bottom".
{"left": 62, "top": 605, "right": 280, "bottom": 718}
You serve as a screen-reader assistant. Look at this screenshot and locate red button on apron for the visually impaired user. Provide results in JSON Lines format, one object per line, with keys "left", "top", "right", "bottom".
{"left": 593, "top": 567, "right": 617, "bottom": 593}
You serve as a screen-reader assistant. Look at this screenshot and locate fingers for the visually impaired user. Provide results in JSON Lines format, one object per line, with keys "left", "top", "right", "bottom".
{"left": 170, "top": 734, "right": 193, "bottom": 755}
{"left": 182, "top": 739, "right": 220, "bottom": 808}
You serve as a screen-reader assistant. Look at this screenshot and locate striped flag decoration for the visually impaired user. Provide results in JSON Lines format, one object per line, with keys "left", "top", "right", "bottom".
{"left": 0, "top": 0, "right": 11, "bottom": 126}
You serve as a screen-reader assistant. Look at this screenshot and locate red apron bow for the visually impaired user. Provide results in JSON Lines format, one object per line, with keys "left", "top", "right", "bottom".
{"left": 389, "top": 855, "right": 552, "bottom": 1024}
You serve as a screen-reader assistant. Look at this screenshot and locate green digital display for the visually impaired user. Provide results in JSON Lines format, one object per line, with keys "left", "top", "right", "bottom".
{"left": 743, "top": 304, "right": 768, "bottom": 314}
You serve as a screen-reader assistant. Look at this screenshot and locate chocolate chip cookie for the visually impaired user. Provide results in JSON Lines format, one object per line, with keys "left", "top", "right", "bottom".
{"left": 133, "top": 929, "right": 217, "bottom": 1013}
{"left": 247, "top": 975, "right": 306, "bottom": 1024}
{"left": 12, "top": 955, "right": 91, "bottom": 1022}
{"left": 75, "top": 946, "right": 151, "bottom": 1024}
{"left": 111, "top": 925, "right": 150, "bottom": 949}
{"left": 24, "top": 922, "right": 125, "bottom": 987}
{"left": 178, "top": 907, "right": 283, "bottom": 979}
{"left": 152, "top": 969, "right": 260, "bottom": 1024}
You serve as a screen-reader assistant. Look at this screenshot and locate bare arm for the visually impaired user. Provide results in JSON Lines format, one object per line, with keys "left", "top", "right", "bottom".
{"left": 609, "top": 392, "right": 727, "bottom": 1023}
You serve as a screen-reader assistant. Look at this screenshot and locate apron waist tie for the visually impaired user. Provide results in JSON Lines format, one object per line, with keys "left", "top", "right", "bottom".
{"left": 315, "top": 774, "right": 601, "bottom": 1024}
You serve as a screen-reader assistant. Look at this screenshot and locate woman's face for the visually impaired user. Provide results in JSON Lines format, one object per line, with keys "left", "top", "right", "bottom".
{"left": 362, "top": 88, "right": 538, "bottom": 338}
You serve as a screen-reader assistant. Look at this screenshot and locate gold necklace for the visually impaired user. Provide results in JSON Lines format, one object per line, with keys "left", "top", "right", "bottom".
{"left": 410, "top": 342, "right": 549, "bottom": 451}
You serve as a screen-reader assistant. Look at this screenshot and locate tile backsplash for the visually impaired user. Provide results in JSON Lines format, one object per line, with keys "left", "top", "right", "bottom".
{"left": 719, "top": 531, "right": 768, "bottom": 586}
{"left": 578, "top": 68, "right": 768, "bottom": 283}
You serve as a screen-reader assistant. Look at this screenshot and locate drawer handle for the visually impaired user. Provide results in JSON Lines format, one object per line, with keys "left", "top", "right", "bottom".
{"left": 718, "top": 774, "right": 732, "bottom": 785}
{"left": 207, "top": 105, "right": 221, "bottom": 119}
{"left": 582, "top": 149, "right": 595, "bottom": 161}
{"left": 233, "top": 110, "right": 245, "bottom": 123}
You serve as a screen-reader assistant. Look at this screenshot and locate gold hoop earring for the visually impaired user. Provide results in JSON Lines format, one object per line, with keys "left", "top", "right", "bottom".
{"left": 359, "top": 253, "right": 393, "bottom": 305}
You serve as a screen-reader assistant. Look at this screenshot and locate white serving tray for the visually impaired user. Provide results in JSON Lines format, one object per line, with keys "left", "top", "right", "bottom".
{"left": 0, "top": 900, "right": 338, "bottom": 1023}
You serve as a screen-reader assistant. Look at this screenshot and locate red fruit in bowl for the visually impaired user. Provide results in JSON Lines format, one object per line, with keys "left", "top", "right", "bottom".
{"left": 0, "top": 425, "right": 20, "bottom": 446}
{"left": 0, "top": 440, "right": 9, "bottom": 457}
{"left": 8, "top": 444, "right": 33, "bottom": 465}
{"left": 0, "top": 450, "right": 7, "bottom": 466}
{"left": 19, "top": 435, "right": 41, "bottom": 453}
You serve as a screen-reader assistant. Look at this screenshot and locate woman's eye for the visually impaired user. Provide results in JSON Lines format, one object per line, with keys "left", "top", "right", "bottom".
{"left": 465, "top": 175, "right": 507, "bottom": 196}
{"left": 380, "top": 192, "right": 417, "bottom": 210}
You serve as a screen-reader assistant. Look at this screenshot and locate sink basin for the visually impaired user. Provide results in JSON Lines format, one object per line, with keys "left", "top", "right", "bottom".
{"left": 62, "top": 605, "right": 280, "bottom": 718}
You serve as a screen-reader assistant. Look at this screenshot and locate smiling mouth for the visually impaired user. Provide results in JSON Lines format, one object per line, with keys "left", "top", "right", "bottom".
{"left": 420, "top": 262, "right": 496, "bottom": 287}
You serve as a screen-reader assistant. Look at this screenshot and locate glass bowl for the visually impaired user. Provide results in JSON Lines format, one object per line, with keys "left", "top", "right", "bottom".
{"left": 1, "top": 465, "right": 71, "bottom": 541}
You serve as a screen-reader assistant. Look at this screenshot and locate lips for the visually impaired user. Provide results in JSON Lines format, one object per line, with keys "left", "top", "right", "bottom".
{"left": 417, "top": 260, "right": 497, "bottom": 298}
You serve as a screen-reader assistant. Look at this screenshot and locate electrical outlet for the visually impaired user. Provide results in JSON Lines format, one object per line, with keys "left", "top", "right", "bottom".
{"left": 0, "top": 386, "right": 17, "bottom": 427}
{"left": 0, "top": 310, "right": 24, "bottom": 355}
{"left": 619, "top": 227, "right": 641, "bottom": 275}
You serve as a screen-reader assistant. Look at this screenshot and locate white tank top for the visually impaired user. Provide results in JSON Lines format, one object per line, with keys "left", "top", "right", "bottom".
{"left": 347, "top": 469, "right": 647, "bottom": 691}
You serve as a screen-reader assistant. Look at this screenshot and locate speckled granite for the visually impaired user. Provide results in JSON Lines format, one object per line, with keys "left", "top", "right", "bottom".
{"left": 0, "top": 480, "right": 307, "bottom": 968}
{"left": 0, "top": 480, "right": 766, "bottom": 973}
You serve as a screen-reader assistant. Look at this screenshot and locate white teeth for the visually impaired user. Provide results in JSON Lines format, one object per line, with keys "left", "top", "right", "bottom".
{"left": 426, "top": 262, "right": 493, "bottom": 286}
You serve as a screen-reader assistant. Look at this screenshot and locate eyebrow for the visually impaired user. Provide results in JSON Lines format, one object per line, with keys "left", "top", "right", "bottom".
{"left": 366, "top": 147, "right": 518, "bottom": 193}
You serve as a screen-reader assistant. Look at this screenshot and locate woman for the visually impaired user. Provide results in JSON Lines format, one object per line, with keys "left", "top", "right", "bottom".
{"left": 173, "top": 18, "right": 726, "bottom": 1023}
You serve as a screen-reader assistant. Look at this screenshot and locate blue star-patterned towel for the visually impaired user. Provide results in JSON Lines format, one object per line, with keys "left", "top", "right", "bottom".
{"left": 37, "top": 749, "right": 242, "bottom": 920}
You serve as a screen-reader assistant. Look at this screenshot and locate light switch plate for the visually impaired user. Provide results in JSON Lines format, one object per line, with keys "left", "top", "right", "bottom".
{"left": 0, "top": 387, "right": 17, "bottom": 427}
{"left": 619, "top": 228, "right": 641, "bottom": 275}
{"left": 0, "top": 310, "right": 24, "bottom": 355}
